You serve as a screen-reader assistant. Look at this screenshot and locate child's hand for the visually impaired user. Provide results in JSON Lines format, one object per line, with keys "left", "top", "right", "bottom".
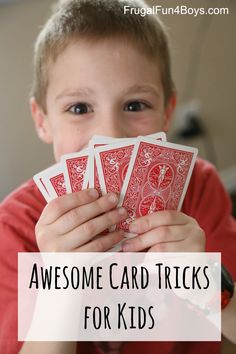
{"left": 122, "top": 211, "right": 205, "bottom": 252}
{"left": 36, "top": 189, "right": 127, "bottom": 252}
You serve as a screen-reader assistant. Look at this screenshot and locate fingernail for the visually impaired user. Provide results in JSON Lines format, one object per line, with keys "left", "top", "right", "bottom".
{"left": 122, "top": 242, "right": 132, "bottom": 252}
{"left": 108, "top": 193, "right": 118, "bottom": 204}
{"left": 129, "top": 223, "right": 139, "bottom": 233}
{"left": 89, "top": 189, "right": 99, "bottom": 198}
{"left": 117, "top": 207, "right": 126, "bottom": 215}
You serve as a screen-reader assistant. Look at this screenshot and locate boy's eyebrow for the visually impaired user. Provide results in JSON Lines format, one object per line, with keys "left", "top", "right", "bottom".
{"left": 55, "top": 84, "right": 160, "bottom": 101}
{"left": 55, "top": 87, "right": 95, "bottom": 101}
{"left": 121, "top": 84, "right": 161, "bottom": 99}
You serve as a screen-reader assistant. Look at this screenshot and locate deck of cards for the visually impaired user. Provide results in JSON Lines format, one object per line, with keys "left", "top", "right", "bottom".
{"left": 34, "top": 132, "right": 198, "bottom": 250}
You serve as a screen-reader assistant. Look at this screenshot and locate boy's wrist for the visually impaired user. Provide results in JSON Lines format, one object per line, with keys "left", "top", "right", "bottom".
{"left": 186, "top": 261, "right": 234, "bottom": 315}
{"left": 206, "top": 261, "right": 234, "bottom": 311}
{"left": 221, "top": 263, "right": 234, "bottom": 309}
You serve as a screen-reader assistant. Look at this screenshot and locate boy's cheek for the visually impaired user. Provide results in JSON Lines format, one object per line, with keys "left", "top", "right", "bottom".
{"left": 126, "top": 114, "right": 166, "bottom": 136}
{"left": 52, "top": 134, "right": 89, "bottom": 161}
{"left": 50, "top": 112, "right": 167, "bottom": 161}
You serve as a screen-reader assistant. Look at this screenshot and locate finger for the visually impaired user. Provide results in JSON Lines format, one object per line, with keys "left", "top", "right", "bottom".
{"left": 148, "top": 237, "right": 204, "bottom": 252}
{"left": 76, "top": 230, "right": 124, "bottom": 252}
{"left": 122, "top": 224, "right": 188, "bottom": 252}
{"left": 149, "top": 240, "right": 186, "bottom": 252}
{"left": 52, "top": 192, "right": 120, "bottom": 235}
{"left": 129, "top": 210, "right": 196, "bottom": 234}
{"left": 57, "top": 207, "right": 127, "bottom": 250}
{"left": 40, "top": 189, "right": 99, "bottom": 225}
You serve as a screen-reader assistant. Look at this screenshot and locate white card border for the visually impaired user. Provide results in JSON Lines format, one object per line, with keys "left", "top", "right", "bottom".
{"left": 33, "top": 173, "right": 51, "bottom": 203}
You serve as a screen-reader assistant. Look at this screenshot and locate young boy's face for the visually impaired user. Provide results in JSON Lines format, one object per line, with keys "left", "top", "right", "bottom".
{"left": 31, "top": 38, "right": 175, "bottom": 161}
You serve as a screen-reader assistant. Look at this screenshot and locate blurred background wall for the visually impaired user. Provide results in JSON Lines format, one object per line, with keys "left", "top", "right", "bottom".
{"left": 0, "top": 0, "right": 236, "bottom": 201}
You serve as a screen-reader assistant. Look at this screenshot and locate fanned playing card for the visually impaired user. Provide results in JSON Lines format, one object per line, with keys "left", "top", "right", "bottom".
{"left": 117, "top": 137, "right": 198, "bottom": 234}
{"left": 143, "top": 131, "right": 166, "bottom": 142}
{"left": 87, "top": 136, "right": 130, "bottom": 193}
{"left": 61, "top": 148, "right": 89, "bottom": 193}
{"left": 95, "top": 139, "right": 136, "bottom": 195}
{"left": 33, "top": 168, "right": 53, "bottom": 202}
{"left": 94, "top": 132, "right": 167, "bottom": 196}
{"left": 35, "top": 163, "right": 66, "bottom": 200}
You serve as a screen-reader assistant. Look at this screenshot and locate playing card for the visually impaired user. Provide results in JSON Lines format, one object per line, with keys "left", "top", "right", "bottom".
{"left": 61, "top": 148, "right": 89, "bottom": 193}
{"left": 94, "top": 132, "right": 167, "bottom": 246}
{"left": 94, "top": 139, "right": 135, "bottom": 195}
{"left": 117, "top": 137, "right": 198, "bottom": 234}
{"left": 144, "top": 131, "right": 167, "bottom": 142}
{"left": 87, "top": 133, "right": 166, "bottom": 191}
{"left": 87, "top": 136, "right": 130, "bottom": 192}
{"left": 86, "top": 137, "right": 135, "bottom": 238}
{"left": 33, "top": 169, "right": 52, "bottom": 202}
{"left": 94, "top": 132, "right": 167, "bottom": 196}
{"left": 87, "top": 143, "right": 103, "bottom": 194}
{"left": 38, "top": 163, "right": 66, "bottom": 200}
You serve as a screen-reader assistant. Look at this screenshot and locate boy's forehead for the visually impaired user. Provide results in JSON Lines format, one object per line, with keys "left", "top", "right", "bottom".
{"left": 51, "top": 36, "right": 157, "bottom": 68}
{"left": 47, "top": 37, "right": 163, "bottom": 98}
{"left": 50, "top": 38, "right": 159, "bottom": 73}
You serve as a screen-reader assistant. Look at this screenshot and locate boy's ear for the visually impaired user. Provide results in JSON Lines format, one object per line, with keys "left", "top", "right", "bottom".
{"left": 30, "top": 97, "right": 53, "bottom": 144}
{"left": 163, "top": 92, "right": 177, "bottom": 132}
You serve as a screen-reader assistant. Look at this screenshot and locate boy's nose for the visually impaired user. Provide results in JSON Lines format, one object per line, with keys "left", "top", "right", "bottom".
{"left": 94, "top": 116, "right": 128, "bottom": 139}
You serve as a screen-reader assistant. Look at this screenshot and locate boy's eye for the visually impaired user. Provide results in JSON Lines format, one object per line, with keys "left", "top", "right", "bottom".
{"left": 67, "top": 103, "right": 92, "bottom": 115}
{"left": 124, "top": 101, "right": 149, "bottom": 112}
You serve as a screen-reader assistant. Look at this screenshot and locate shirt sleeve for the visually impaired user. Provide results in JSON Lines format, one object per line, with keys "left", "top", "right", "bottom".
{"left": 0, "top": 222, "right": 97, "bottom": 354}
{"left": 182, "top": 159, "right": 236, "bottom": 281}
{"left": 0, "top": 181, "right": 45, "bottom": 352}
{"left": 0, "top": 221, "right": 25, "bottom": 353}
{"left": 0, "top": 184, "right": 96, "bottom": 354}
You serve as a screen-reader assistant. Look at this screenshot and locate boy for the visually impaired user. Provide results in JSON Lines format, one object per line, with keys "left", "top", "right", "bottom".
{"left": 0, "top": 0, "right": 235, "bottom": 353}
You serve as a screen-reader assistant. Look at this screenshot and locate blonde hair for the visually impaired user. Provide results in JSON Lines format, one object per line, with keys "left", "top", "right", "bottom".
{"left": 32, "top": 0, "right": 174, "bottom": 112}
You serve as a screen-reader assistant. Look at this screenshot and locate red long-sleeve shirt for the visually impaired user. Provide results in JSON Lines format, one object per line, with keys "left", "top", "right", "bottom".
{"left": 0, "top": 158, "right": 235, "bottom": 354}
